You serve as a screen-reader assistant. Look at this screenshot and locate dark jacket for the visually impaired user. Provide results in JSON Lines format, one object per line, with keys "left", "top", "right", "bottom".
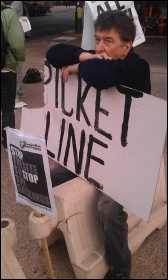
{"left": 46, "top": 44, "right": 151, "bottom": 94}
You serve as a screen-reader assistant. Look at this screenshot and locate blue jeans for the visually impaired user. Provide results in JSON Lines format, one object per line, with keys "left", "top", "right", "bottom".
{"left": 1, "top": 72, "right": 16, "bottom": 148}
{"left": 98, "top": 192, "right": 131, "bottom": 277}
{"left": 16, "top": 61, "right": 24, "bottom": 96}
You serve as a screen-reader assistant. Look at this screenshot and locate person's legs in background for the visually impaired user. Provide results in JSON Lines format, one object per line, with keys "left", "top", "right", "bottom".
{"left": 16, "top": 61, "right": 26, "bottom": 99}
{"left": 1, "top": 72, "right": 16, "bottom": 149}
{"left": 78, "top": 18, "right": 83, "bottom": 31}
{"left": 98, "top": 192, "right": 131, "bottom": 279}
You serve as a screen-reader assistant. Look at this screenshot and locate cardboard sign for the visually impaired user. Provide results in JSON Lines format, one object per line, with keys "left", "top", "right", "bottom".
{"left": 6, "top": 127, "right": 57, "bottom": 219}
{"left": 82, "top": 1, "right": 145, "bottom": 49}
{"left": 20, "top": 65, "right": 167, "bottom": 222}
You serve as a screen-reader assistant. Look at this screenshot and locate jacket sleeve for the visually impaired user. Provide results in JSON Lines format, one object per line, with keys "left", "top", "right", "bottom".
{"left": 46, "top": 44, "right": 94, "bottom": 68}
{"left": 78, "top": 56, "right": 151, "bottom": 94}
{"left": 6, "top": 9, "right": 26, "bottom": 61}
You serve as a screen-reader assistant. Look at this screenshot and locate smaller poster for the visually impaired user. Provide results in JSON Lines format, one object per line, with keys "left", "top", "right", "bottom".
{"left": 6, "top": 127, "right": 57, "bottom": 219}
{"left": 19, "top": 16, "right": 31, "bottom": 33}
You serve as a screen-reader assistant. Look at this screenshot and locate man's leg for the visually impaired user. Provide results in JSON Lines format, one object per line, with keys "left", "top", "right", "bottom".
{"left": 98, "top": 192, "right": 131, "bottom": 278}
{"left": 1, "top": 72, "right": 16, "bottom": 149}
{"left": 16, "top": 61, "right": 25, "bottom": 97}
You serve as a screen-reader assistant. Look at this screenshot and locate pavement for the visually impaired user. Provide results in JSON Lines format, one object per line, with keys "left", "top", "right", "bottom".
{"left": 1, "top": 29, "right": 167, "bottom": 279}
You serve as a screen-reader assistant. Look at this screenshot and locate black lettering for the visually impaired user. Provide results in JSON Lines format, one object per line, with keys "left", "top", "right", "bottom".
{"left": 61, "top": 77, "right": 73, "bottom": 116}
{"left": 13, "top": 156, "right": 21, "bottom": 168}
{"left": 44, "top": 60, "right": 52, "bottom": 85}
{"left": 87, "top": 178, "right": 103, "bottom": 190}
{"left": 64, "top": 123, "right": 85, "bottom": 175}
{"left": 104, "top": 1, "right": 112, "bottom": 11}
{"left": 28, "top": 164, "right": 34, "bottom": 174}
{"left": 45, "top": 111, "right": 50, "bottom": 145}
{"left": 114, "top": 1, "right": 125, "bottom": 11}
{"left": 15, "top": 174, "right": 20, "bottom": 184}
{"left": 84, "top": 135, "right": 107, "bottom": 190}
{"left": 19, "top": 176, "right": 26, "bottom": 185}
{"left": 95, "top": 90, "right": 112, "bottom": 140}
{"left": 121, "top": 94, "right": 132, "bottom": 147}
{"left": 47, "top": 149, "right": 55, "bottom": 158}
{"left": 12, "top": 155, "right": 17, "bottom": 166}
{"left": 57, "top": 118, "right": 66, "bottom": 161}
{"left": 76, "top": 81, "right": 91, "bottom": 126}
{"left": 116, "top": 85, "right": 143, "bottom": 147}
{"left": 32, "top": 192, "right": 40, "bottom": 202}
{"left": 44, "top": 110, "right": 55, "bottom": 158}
{"left": 25, "top": 187, "right": 32, "bottom": 199}
{"left": 45, "top": 196, "right": 51, "bottom": 207}
{"left": 17, "top": 183, "right": 22, "bottom": 192}
{"left": 55, "top": 68, "right": 59, "bottom": 108}
{"left": 125, "top": 8, "right": 133, "bottom": 18}
{"left": 18, "top": 167, "right": 23, "bottom": 176}
{"left": 14, "top": 165, "right": 22, "bottom": 176}
{"left": 32, "top": 165, "right": 38, "bottom": 176}
{"left": 39, "top": 194, "right": 45, "bottom": 204}
{"left": 97, "top": 1, "right": 126, "bottom": 15}
{"left": 97, "top": 5, "right": 106, "bottom": 15}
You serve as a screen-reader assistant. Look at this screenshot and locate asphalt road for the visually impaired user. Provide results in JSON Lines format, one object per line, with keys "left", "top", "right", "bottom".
{"left": 28, "top": 6, "right": 76, "bottom": 40}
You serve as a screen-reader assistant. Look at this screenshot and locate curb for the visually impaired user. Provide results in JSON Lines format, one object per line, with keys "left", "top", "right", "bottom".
{"left": 61, "top": 30, "right": 82, "bottom": 38}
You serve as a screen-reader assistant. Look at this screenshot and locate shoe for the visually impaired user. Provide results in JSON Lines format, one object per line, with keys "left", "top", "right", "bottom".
{"left": 18, "top": 93, "right": 27, "bottom": 98}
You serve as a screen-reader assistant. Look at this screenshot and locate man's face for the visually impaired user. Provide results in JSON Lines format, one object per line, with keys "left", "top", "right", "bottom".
{"left": 94, "top": 28, "right": 132, "bottom": 60}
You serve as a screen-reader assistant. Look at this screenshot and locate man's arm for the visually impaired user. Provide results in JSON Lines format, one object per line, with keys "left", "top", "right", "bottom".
{"left": 46, "top": 44, "right": 151, "bottom": 93}
{"left": 46, "top": 44, "right": 111, "bottom": 82}
{"left": 46, "top": 44, "right": 106, "bottom": 69}
{"left": 79, "top": 55, "right": 151, "bottom": 93}
{"left": 46, "top": 44, "right": 88, "bottom": 68}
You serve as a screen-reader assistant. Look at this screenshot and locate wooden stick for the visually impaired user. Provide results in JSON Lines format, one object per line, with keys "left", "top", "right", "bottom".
{"left": 34, "top": 211, "right": 55, "bottom": 279}
{"left": 42, "top": 238, "right": 55, "bottom": 279}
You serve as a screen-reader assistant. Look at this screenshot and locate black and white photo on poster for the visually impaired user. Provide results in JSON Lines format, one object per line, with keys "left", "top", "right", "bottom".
{"left": 6, "top": 127, "right": 57, "bottom": 219}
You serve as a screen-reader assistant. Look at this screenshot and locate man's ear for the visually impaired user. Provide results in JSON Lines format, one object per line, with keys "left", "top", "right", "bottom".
{"left": 123, "top": 41, "right": 132, "bottom": 56}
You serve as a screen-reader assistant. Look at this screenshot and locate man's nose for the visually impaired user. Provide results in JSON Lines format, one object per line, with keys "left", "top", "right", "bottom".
{"left": 96, "top": 40, "right": 105, "bottom": 53}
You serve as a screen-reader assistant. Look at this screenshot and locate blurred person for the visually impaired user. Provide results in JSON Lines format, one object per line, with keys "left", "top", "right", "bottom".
{"left": 65, "top": 1, "right": 70, "bottom": 8}
{"left": 1, "top": 0, "right": 25, "bottom": 150}
{"left": 10, "top": 1, "right": 26, "bottom": 101}
{"left": 77, "top": 2, "right": 83, "bottom": 31}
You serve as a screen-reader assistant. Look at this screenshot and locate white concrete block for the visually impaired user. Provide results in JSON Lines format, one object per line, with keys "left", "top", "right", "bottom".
{"left": 29, "top": 156, "right": 166, "bottom": 279}
{"left": 1, "top": 218, "right": 26, "bottom": 279}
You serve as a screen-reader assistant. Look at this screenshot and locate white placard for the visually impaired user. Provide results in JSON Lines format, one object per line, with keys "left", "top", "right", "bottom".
{"left": 6, "top": 127, "right": 57, "bottom": 219}
{"left": 82, "top": 1, "right": 145, "bottom": 49}
{"left": 21, "top": 66, "right": 167, "bottom": 222}
{"left": 19, "top": 16, "right": 31, "bottom": 33}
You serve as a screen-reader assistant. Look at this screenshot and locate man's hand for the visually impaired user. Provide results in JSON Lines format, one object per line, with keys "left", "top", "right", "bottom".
{"left": 79, "top": 52, "right": 112, "bottom": 61}
{"left": 61, "top": 64, "right": 79, "bottom": 83}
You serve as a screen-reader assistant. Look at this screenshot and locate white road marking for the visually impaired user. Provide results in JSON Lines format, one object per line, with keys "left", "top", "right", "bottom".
{"left": 52, "top": 36, "right": 76, "bottom": 41}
